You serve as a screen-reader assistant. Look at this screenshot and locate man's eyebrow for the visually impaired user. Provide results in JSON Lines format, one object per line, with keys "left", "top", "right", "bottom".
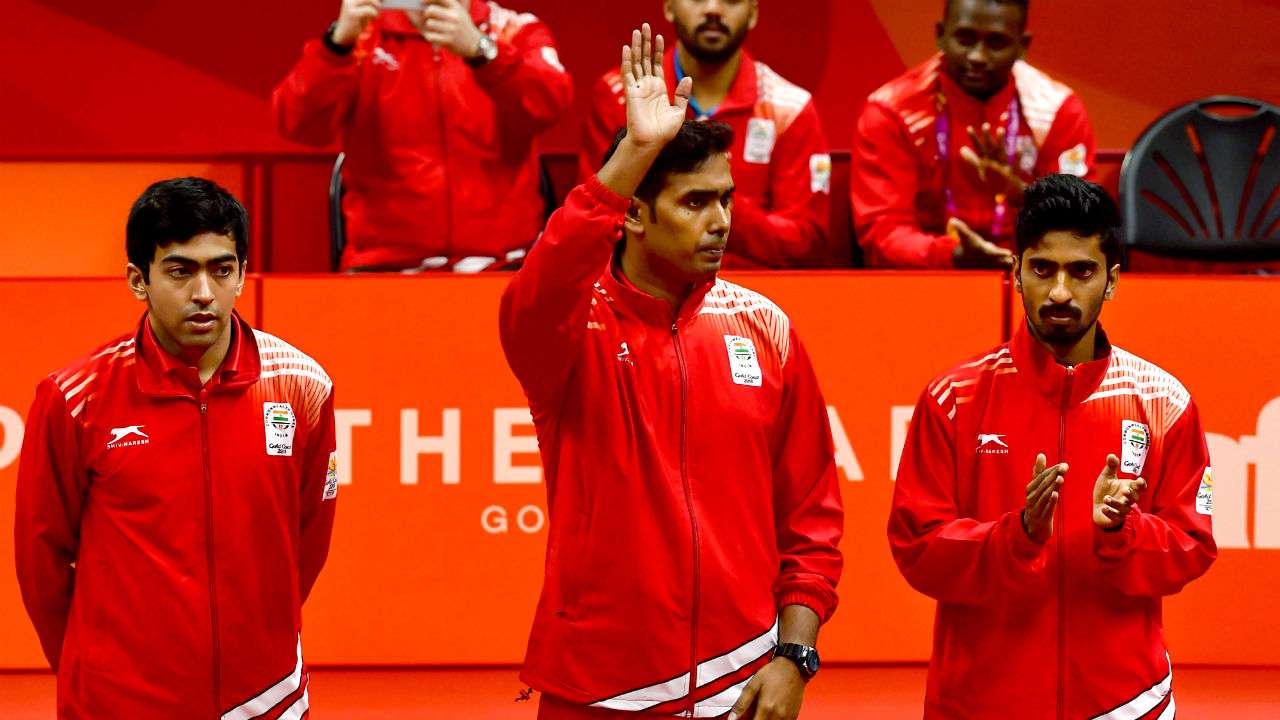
{"left": 158, "top": 253, "right": 238, "bottom": 265}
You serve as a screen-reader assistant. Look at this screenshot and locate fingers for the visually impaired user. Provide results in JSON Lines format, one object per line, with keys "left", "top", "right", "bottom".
{"left": 620, "top": 44, "right": 635, "bottom": 87}
{"left": 1104, "top": 454, "right": 1120, "bottom": 476}
{"left": 653, "top": 33, "right": 666, "bottom": 83}
{"left": 1024, "top": 453, "right": 1044, "bottom": 491}
{"left": 642, "top": 23, "right": 653, "bottom": 76}
{"left": 1026, "top": 461, "right": 1066, "bottom": 517}
{"left": 729, "top": 675, "right": 761, "bottom": 720}
{"left": 959, "top": 145, "right": 985, "bottom": 178}
{"left": 631, "top": 28, "right": 643, "bottom": 80}
{"left": 673, "top": 76, "right": 693, "bottom": 112}
{"left": 965, "top": 125, "right": 986, "bottom": 156}
{"left": 1028, "top": 467, "right": 1065, "bottom": 519}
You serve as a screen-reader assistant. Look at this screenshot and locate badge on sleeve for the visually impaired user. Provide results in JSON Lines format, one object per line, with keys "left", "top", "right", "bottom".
{"left": 809, "top": 153, "right": 832, "bottom": 194}
{"left": 324, "top": 451, "right": 339, "bottom": 500}
{"left": 743, "top": 118, "right": 777, "bottom": 164}
{"left": 724, "top": 335, "right": 763, "bottom": 387}
{"left": 264, "top": 402, "right": 297, "bottom": 457}
{"left": 1120, "top": 420, "right": 1150, "bottom": 476}
{"left": 1196, "top": 467, "right": 1213, "bottom": 516}
{"left": 1058, "top": 143, "right": 1088, "bottom": 177}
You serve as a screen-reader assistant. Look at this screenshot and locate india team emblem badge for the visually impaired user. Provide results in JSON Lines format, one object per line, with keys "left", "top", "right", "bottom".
{"left": 724, "top": 335, "right": 763, "bottom": 387}
{"left": 1120, "top": 420, "right": 1150, "bottom": 476}
{"left": 264, "top": 402, "right": 297, "bottom": 457}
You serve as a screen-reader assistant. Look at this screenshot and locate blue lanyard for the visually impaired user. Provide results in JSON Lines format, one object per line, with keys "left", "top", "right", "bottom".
{"left": 673, "top": 49, "right": 717, "bottom": 118}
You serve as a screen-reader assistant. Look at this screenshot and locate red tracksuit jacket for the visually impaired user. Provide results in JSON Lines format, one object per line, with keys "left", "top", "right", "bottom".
{"left": 889, "top": 324, "right": 1216, "bottom": 719}
{"left": 852, "top": 55, "right": 1097, "bottom": 267}
{"left": 15, "top": 314, "right": 337, "bottom": 719}
{"left": 580, "top": 48, "right": 832, "bottom": 269}
{"left": 273, "top": 3, "right": 573, "bottom": 270}
{"left": 499, "top": 176, "right": 844, "bottom": 716}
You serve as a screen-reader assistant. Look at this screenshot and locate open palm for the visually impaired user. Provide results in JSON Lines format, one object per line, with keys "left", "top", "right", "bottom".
{"left": 620, "top": 24, "right": 692, "bottom": 148}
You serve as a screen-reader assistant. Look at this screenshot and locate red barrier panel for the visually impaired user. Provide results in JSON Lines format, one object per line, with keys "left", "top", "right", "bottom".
{"left": 0, "top": 273, "right": 1275, "bottom": 669}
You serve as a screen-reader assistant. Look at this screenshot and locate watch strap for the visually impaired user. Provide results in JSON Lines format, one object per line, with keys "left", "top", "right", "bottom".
{"left": 773, "top": 643, "right": 819, "bottom": 678}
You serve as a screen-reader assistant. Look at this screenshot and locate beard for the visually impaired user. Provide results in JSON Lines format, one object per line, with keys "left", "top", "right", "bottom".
{"left": 675, "top": 18, "right": 750, "bottom": 65}
{"left": 1031, "top": 303, "right": 1096, "bottom": 348}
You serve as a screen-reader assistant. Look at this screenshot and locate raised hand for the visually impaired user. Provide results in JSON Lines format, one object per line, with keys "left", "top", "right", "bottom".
{"left": 1023, "top": 453, "right": 1066, "bottom": 543}
{"left": 1093, "top": 454, "right": 1147, "bottom": 529}
{"left": 332, "top": 0, "right": 382, "bottom": 47}
{"left": 620, "top": 23, "right": 692, "bottom": 149}
{"left": 960, "top": 120, "right": 1027, "bottom": 204}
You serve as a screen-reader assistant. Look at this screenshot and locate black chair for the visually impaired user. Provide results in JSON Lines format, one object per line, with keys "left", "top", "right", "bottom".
{"left": 328, "top": 152, "right": 346, "bottom": 271}
{"left": 1120, "top": 96, "right": 1280, "bottom": 263}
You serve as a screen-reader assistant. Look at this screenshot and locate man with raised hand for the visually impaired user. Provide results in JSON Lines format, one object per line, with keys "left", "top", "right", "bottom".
{"left": 852, "top": 0, "right": 1097, "bottom": 268}
{"left": 580, "top": 0, "right": 833, "bottom": 268}
{"left": 502, "top": 23, "right": 843, "bottom": 720}
{"left": 889, "top": 175, "right": 1216, "bottom": 718}
{"left": 15, "top": 178, "right": 336, "bottom": 718}
{"left": 274, "top": 0, "right": 572, "bottom": 272}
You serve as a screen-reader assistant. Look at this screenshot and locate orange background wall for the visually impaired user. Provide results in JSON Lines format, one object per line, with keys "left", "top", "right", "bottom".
{"left": 1, "top": 273, "right": 1276, "bottom": 668}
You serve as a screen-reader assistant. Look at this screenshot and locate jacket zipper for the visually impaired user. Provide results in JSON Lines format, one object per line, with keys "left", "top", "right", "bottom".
{"left": 1056, "top": 367, "right": 1073, "bottom": 720}
{"left": 201, "top": 394, "right": 221, "bottom": 715}
{"left": 432, "top": 48, "right": 454, "bottom": 260}
{"left": 671, "top": 322, "right": 701, "bottom": 717}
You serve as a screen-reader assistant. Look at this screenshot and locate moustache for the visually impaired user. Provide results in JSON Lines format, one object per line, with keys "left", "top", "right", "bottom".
{"left": 1039, "top": 304, "right": 1082, "bottom": 321}
{"left": 697, "top": 21, "right": 731, "bottom": 34}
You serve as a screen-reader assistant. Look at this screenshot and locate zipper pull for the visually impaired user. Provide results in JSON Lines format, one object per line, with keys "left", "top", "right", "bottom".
{"left": 671, "top": 323, "right": 678, "bottom": 335}
{"left": 200, "top": 403, "right": 208, "bottom": 415}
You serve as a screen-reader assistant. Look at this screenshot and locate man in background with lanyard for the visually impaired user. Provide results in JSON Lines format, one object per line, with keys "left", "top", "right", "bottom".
{"left": 580, "top": 0, "right": 834, "bottom": 269}
{"left": 850, "top": 0, "right": 1097, "bottom": 268}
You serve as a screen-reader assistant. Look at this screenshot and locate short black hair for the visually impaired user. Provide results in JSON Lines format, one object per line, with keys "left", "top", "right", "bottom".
{"left": 1015, "top": 174, "right": 1122, "bottom": 267}
{"left": 126, "top": 177, "right": 249, "bottom": 282}
{"left": 602, "top": 120, "right": 735, "bottom": 210}
{"left": 942, "top": 0, "right": 1029, "bottom": 25}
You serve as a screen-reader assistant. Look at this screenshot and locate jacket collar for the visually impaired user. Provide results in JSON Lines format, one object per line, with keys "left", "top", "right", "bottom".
{"left": 598, "top": 256, "right": 716, "bottom": 329}
{"left": 1009, "top": 320, "right": 1112, "bottom": 405}
{"left": 664, "top": 46, "right": 758, "bottom": 117}
{"left": 134, "top": 311, "right": 261, "bottom": 398}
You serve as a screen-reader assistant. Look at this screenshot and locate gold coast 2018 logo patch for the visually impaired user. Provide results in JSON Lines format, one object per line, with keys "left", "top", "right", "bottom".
{"left": 264, "top": 402, "right": 297, "bottom": 457}
{"left": 724, "top": 335, "right": 762, "bottom": 387}
{"left": 1120, "top": 420, "right": 1150, "bottom": 476}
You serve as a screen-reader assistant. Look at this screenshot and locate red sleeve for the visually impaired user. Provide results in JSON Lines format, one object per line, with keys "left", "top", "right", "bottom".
{"left": 499, "top": 175, "right": 630, "bottom": 408}
{"left": 473, "top": 20, "right": 573, "bottom": 135}
{"left": 729, "top": 102, "right": 833, "bottom": 268}
{"left": 298, "top": 388, "right": 338, "bottom": 604}
{"left": 271, "top": 39, "right": 361, "bottom": 148}
{"left": 578, "top": 74, "right": 627, "bottom": 182}
{"left": 850, "top": 102, "right": 959, "bottom": 268}
{"left": 888, "top": 388, "right": 1050, "bottom": 604}
{"left": 770, "top": 330, "right": 844, "bottom": 622}
{"left": 1035, "top": 93, "right": 1098, "bottom": 182}
{"left": 14, "top": 378, "right": 88, "bottom": 670}
{"left": 1093, "top": 401, "right": 1217, "bottom": 596}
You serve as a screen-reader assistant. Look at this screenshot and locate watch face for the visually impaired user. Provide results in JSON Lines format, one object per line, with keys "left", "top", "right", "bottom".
{"left": 804, "top": 649, "right": 820, "bottom": 674}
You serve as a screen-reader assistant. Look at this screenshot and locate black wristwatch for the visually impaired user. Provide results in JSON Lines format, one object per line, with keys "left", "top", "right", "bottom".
{"left": 323, "top": 21, "right": 354, "bottom": 56}
{"left": 773, "top": 643, "right": 820, "bottom": 680}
